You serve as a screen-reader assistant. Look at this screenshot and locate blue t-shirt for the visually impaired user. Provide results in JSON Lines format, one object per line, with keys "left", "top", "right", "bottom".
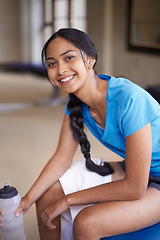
{"left": 65, "top": 74, "right": 160, "bottom": 177}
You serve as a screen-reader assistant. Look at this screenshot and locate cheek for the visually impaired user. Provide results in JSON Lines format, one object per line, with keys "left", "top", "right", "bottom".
{"left": 72, "top": 60, "right": 88, "bottom": 76}
{"left": 47, "top": 68, "right": 55, "bottom": 78}
{"left": 47, "top": 70, "right": 57, "bottom": 85}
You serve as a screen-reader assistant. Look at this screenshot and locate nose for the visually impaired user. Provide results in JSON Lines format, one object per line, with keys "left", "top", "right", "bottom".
{"left": 58, "top": 61, "right": 67, "bottom": 75}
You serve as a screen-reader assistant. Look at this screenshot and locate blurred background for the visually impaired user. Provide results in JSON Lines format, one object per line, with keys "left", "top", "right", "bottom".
{"left": 0, "top": 0, "right": 160, "bottom": 239}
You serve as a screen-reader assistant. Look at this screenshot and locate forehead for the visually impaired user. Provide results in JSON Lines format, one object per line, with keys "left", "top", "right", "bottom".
{"left": 46, "top": 37, "right": 79, "bottom": 58}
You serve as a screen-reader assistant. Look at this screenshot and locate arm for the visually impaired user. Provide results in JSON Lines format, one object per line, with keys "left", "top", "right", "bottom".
{"left": 16, "top": 114, "right": 78, "bottom": 215}
{"left": 65, "top": 123, "right": 152, "bottom": 205}
{"left": 40, "top": 123, "right": 152, "bottom": 229}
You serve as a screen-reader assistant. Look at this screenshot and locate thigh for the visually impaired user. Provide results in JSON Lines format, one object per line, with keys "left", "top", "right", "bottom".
{"left": 75, "top": 187, "right": 160, "bottom": 239}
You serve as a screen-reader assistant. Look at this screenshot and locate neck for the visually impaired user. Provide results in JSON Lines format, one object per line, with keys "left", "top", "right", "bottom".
{"left": 74, "top": 72, "right": 107, "bottom": 111}
{"left": 74, "top": 73, "right": 108, "bottom": 128}
{"left": 74, "top": 71, "right": 98, "bottom": 106}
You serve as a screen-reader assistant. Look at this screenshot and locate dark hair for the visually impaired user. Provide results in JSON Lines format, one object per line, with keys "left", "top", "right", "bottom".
{"left": 41, "top": 28, "right": 114, "bottom": 176}
{"left": 41, "top": 28, "right": 97, "bottom": 80}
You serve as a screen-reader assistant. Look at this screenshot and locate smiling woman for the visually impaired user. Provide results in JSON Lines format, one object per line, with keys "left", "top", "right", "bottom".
{"left": 2, "top": 28, "right": 160, "bottom": 240}
{"left": 45, "top": 40, "right": 85, "bottom": 91}
{"left": 42, "top": 29, "right": 113, "bottom": 177}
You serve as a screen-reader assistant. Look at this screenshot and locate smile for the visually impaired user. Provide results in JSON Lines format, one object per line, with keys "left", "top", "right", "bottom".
{"left": 59, "top": 75, "right": 75, "bottom": 83}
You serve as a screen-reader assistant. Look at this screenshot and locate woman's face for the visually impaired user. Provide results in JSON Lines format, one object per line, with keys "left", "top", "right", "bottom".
{"left": 46, "top": 37, "right": 93, "bottom": 93}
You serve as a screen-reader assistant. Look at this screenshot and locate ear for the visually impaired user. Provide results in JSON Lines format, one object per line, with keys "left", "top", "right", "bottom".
{"left": 88, "top": 56, "right": 96, "bottom": 69}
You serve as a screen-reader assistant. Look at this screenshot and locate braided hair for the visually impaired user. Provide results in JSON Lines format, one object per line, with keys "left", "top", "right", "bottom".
{"left": 42, "top": 28, "right": 114, "bottom": 176}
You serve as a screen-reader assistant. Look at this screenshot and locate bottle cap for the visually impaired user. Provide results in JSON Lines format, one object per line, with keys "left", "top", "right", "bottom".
{"left": 0, "top": 183, "right": 18, "bottom": 199}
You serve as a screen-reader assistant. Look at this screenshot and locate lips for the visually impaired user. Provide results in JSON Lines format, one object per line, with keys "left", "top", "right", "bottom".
{"left": 59, "top": 75, "right": 75, "bottom": 83}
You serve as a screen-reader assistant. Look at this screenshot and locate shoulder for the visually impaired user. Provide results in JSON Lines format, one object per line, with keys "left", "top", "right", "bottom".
{"left": 107, "top": 76, "right": 150, "bottom": 109}
{"left": 105, "top": 77, "right": 160, "bottom": 137}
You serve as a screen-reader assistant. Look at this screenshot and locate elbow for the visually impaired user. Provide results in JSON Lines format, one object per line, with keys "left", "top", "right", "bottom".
{"left": 131, "top": 187, "right": 146, "bottom": 200}
{"left": 124, "top": 180, "right": 147, "bottom": 200}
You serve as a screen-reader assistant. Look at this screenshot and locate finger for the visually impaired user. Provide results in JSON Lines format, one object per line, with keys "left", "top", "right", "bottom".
{"left": 45, "top": 216, "right": 56, "bottom": 230}
{"left": 41, "top": 212, "right": 48, "bottom": 225}
{"left": 15, "top": 209, "right": 22, "bottom": 217}
{"left": 15, "top": 204, "right": 24, "bottom": 217}
{"left": 0, "top": 215, "right": 4, "bottom": 228}
{"left": 45, "top": 215, "right": 56, "bottom": 230}
{"left": 0, "top": 210, "right": 4, "bottom": 216}
{"left": 41, "top": 212, "right": 56, "bottom": 230}
{"left": 0, "top": 213, "right": 4, "bottom": 228}
{"left": 48, "top": 222, "right": 56, "bottom": 230}
{"left": 0, "top": 218, "right": 3, "bottom": 228}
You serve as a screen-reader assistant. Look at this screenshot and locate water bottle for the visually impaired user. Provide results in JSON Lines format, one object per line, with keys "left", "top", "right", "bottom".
{"left": 0, "top": 183, "right": 26, "bottom": 240}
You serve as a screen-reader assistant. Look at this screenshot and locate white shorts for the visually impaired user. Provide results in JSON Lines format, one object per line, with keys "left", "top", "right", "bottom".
{"left": 59, "top": 159, "right": 112, "bottom": 240}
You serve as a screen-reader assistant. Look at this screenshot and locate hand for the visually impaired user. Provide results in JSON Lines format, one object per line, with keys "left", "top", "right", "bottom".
{"left": 15, "top": 196, "right": 31, "bottom": 217}
{"left": 0, "top": 196, "right": 31, "bottom": 228}
{"left": 41, "top": 197, "right": 69, "bottom": 230}
{"left": 0, "top": 209, "right": 4, "bottom": 228}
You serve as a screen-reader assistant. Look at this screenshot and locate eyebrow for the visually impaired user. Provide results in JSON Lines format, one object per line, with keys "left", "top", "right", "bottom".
{"left": 46, "top": 50, "right": 75, "bottom": 60}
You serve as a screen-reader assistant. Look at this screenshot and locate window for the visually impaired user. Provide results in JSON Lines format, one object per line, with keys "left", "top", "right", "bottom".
{"left": 43, "top": 0, "right": 87, "bottom": 42}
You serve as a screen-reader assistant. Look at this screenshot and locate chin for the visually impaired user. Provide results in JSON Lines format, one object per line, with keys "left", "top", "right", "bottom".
{"left": 62, "top": 86, "right": 78, "bottom": 94}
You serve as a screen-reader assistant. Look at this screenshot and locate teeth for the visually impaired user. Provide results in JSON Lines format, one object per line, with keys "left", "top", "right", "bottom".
{"left": 60, "top": 76, "right": 74, "bottom": 83}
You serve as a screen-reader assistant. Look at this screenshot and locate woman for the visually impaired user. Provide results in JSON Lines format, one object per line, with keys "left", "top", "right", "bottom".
{"left": 1, "top": 28, "right": 160, "bottom": 240}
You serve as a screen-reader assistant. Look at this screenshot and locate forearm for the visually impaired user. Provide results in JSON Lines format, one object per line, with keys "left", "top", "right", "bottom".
{"left": 65, "top": 123, "right": 151, "bottom": 206}
{"left": 65, "top": 178, "right": 144, "bottom": 207}
{"left": 24, "top": 154, "right": 72, "bottom": 206}
{"left": 24, "top": 114, "right": 78, "bottom": 206}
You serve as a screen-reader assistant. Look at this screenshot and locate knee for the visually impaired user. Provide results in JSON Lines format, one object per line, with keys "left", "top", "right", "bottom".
{"left": 36, "top": 181, "right": 64, "bottom": 215}
{"left": 73, "top": 209, "right": 96, "bottom": 239}
{"left": 73, "top": 211, "right": 87, "bottom": 234}
{"left": 35, "top": 193, "right": 47, "bottom": 217}
{"left": 35, "top": 188, "right": 49, "bottom": 209}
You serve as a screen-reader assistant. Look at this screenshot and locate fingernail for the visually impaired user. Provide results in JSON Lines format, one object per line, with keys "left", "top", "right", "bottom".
{"left": 16, "top": 212, "right": 20, "bottom": 217}
{"left": 49, "top": 225, "right": 56, "bottom": 230}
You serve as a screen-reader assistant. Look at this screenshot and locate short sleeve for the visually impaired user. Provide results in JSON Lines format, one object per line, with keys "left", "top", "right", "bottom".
{"left": 65, "top": 95, "right": 70, "bottom": 116}
{"left": 121, "top": 92, "right": 160, "bottom": 137}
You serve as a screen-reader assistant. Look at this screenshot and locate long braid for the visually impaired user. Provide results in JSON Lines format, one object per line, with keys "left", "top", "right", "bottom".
{"left": 67, "top": 93, "right": 114, "bottom": 176}
{"left": 41, "top": 28, "right": 114, "bottom": 175}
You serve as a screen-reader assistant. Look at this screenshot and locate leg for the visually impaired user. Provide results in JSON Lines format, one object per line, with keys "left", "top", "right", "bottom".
{"left": 73, "top": 188, "right": 160, "bottom": 240}
{"left": 35, "top": 161, "right": 124, "bottom": 239}
{"left": 36, "top": 180, "right": 64, "bottom": 240}
{"left": 73, "top": 168, "right": 160, "bottom": 240}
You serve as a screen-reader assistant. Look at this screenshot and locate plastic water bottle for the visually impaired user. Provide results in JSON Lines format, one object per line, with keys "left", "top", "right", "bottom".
{"left": 0, "top": 183, "right": 26, "bottom": 240}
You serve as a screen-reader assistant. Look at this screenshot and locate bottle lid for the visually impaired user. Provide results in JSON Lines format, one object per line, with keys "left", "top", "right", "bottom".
{"left": 0, "top": 183, "right": 18, "bottom": 199}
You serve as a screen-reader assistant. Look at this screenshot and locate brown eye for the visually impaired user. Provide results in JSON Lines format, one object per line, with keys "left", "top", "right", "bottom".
{"left": 66, "top": 56, "right": 75, "bottom": 61}
{"left": 48, "top": 62, "right": 56, "bottom": 68}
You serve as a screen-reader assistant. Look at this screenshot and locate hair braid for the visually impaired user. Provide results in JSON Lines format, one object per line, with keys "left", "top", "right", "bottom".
{"left": 67, "top": 93, "right": 114, "bottom": 176}
{"left": 41, "top": 28, "right": 114, "bottom": 176}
